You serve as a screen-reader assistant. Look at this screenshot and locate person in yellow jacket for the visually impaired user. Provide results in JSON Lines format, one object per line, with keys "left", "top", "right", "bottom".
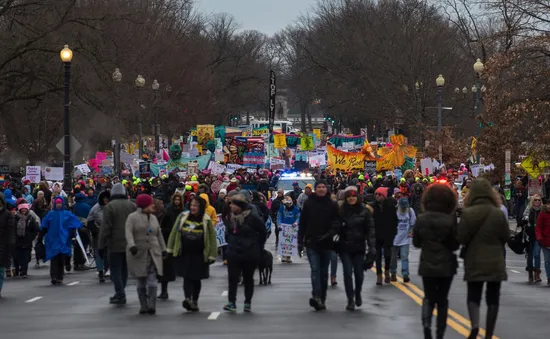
{"left": 199, "top": 193, "right": 218, "bottom": 224}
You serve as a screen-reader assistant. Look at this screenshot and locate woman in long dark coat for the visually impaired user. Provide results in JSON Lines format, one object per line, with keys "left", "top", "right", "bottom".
{"left": 167, "top": 196, "right": 217, "bottom": 312}
{"left": 158, "top": 192, "right": 182, "bottom": 299}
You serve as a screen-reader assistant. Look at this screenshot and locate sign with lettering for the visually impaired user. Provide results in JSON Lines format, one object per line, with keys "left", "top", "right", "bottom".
{"left": 215, "top": 214, "right": 226, "bottom": 247}
{"left": 364, "top": 161, "right": 376, "bottom": 177}
{"left": 277, "top": 223, "right": 298, "bottom": 257}
{"left": 326, "top": 144, "right": 365, "bottom": 171}
{"left": 25, "top": 166, "right": 41, "bottom": 183}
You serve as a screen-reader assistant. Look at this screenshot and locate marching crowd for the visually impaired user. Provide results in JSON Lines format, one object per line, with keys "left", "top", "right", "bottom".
{"left": 1, "top": 168, "right": 550, "bottom": 339}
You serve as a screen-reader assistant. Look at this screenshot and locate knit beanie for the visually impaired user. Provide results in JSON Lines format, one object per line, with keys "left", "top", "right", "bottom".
{"left": 111, "top": 183, "right": 126, "bottom": 196}
{"left": 231, "top": 193, "right": 249, "bottom": 210}
{"left": 375, "top": 187, "right": 388, "bottom": 198}
{"left": 344, "top": 185, "right": 358, "bottom": 198}
{"left": 136, "top": 194, "right": 153, "bottom": 209}
{"left": 314, "top": 180, "right": 328, "bottom": 189}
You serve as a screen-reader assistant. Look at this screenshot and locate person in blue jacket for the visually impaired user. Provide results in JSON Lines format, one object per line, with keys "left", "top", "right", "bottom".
{"left": 277, "top": 196, "right": 300, "bottom": 263}
{"left": 37, "top": 197, "right": 82, "bottom": 285}
{"left": 71, "top": 190, "right": 92, "bottom": 270}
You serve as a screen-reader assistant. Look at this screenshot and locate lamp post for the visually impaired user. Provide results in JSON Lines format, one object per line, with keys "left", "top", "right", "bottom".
{"left": 473, "top": 58, "right": 484, "bottom": 163}
{"left": 60, "top": 45, "right": 73, "bottom": 194}
{"left": 135, "top": 75, "right": 145, "bottom": 158}
{"left": 436, "top": 74, "right": 445, "bottom": 164}
{"left": 112, "top": 68, "right": 122, "bottom": 178}
{"left": 152, "top": 79, "right": 160, "bottom": 153}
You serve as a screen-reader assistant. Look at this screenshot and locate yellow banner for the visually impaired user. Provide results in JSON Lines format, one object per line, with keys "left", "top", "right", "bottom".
{"left": 313, "top": 129, "right": 321, "bottom": 139}
{"left": 273, "top": 134, "right": 287, "bottom": 148}
{"left": 376, "top": 155, "right": 394, "bottom": 172}
{"left": 252, "top": 128, "right": 269, "bottom": 136}
{"left": 197, "top": 124, "right": 214, "bottom": 144}
{"left": 301, "top": 135, "right": 314, "bottom": 151}
{"left": 327, "top": 144, "right": 365, "bottom": 171}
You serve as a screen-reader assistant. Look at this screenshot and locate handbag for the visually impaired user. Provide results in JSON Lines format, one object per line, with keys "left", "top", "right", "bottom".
{"left": 507, "top": 227, "right": 527, "bottom": 255}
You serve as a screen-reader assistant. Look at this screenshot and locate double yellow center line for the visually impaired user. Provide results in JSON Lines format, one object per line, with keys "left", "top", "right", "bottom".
{"left": 370, "top": 269, "right": 498, "bottom": 339}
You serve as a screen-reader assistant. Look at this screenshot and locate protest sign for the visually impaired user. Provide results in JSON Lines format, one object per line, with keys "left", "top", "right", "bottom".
{"left": 44, "top": 167, "right": 64, "bottom": 181}
{"left": 327, "top": 144, "right": 365, "bottom": 171}
{"left": 226, "top": 163, "right": 242, "bottom": 174}
{"left": 215, "top": 215, "right": 227, "bottom": 247}
{"left": 277, "top": 223, "right": 299, "bottom": 257}
{"left": 208, "top": 161, "right": 226, "bottom": 175}
{"left": 25, "top": 166, "right": 41, "bottom": 183}
{"left": 75, "top": 164, "right": 91, "bottom": 174}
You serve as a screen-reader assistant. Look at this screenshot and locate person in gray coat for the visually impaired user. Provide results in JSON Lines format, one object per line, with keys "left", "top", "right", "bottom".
{"left": 99, "top": 183, "right": 136, "bottom": 305}
{"left": 126, "top": 194, "right": 167, "bottom": 315}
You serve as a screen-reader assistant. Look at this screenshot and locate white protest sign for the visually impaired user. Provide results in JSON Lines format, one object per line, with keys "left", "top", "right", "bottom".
{"left": 214, "top": 151, "right": 225, "bottom": 162}
{"left": 215, "top": 214, "right": 227, "bottom": 247}
{"left": 277, "top": 223, "right": 299, "bottom": 257}
{"left": 270, "top": 158, "right": 285, "bottom": 170}
{"left": 208, "top": 161, "right": 226, "bottom": 176}
{"left": 44, "top": 167, "right": 64, "bottom": 181}
{"left": 75, "top": 164, "right": 91, "bottom": 174}
{"left": 25, "top": 166, "right": 41, "bottom": 183}
{"left": 420, "top": 158, "right": 433, "bottom": 176}
{"left": 225, "top": 163, "right": 242, "bottom": 174}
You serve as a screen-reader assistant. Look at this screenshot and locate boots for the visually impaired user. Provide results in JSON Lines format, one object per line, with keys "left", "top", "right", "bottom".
{"left": 534, "top": 269, "right": 542, "bottom": 283}
{"left": 384, "top": 271, "right": 391, "bottom": 284}
{"left": 436, "top": 299, "right": 448, "bottom": 339}
{"left": 466, "top": 302, "right": 480, "bottom": 339}
{"left": 391, "top": 273, "right": 397, "bottom": 282}
{"left": 147, "top": 287, "right": 157, "bottom": 315}
{"left": 484, "top": 305, "right": 499, "bottom": 339}
{"left": 528, "top": 269, "right": 534, "bottom": 283}
{"left": 98, "top": 271, "right": 105, "bottom": 283}
{"left": 346, "top": 299, "right": 355, "bottom": 311}
{"left": 137, "top": 288, "right": 148, "bottom": 314}
{"left": 158, "top": 282, "right": 168, "bottom": 300}
{"left": 376, "top": 274, "right": 383, "bottom": 286}
{"left": 421, "top": 298, "right": 434, "bottom": 339}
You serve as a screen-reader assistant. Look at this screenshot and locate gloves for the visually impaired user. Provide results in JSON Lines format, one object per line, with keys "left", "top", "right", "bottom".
{"left": 130, "top": 246, "right": 138, "bottom": 256}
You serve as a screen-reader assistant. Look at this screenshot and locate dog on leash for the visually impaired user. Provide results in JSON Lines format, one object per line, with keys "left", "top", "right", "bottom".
{"left": 258, "top": 249, "right": 273, "bottom": 285}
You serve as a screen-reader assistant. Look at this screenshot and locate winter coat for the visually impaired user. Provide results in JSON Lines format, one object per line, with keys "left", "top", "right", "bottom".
{"left": 23, "top": 185, "right": 34, "bottom": 204}
{"left": 252, "top": 200, "right": 270, "bottom": 223}
{"left": 40, "top": 197, "right": 82, "bottom": 262}
{"left": 86, "top": 190, "right": 110, "bottom": 249}
{"left": 99, "top": 195, "right": 136, "bottom": 253}
{"left": 270, "top": 196, "right": 284, "bottom": 220}
{"left": 2, "top": 189, "right": 17, "bottom": 208}
{"left": 167, "top": 211, "right": 217, "bottom": 279}
{"left": 125, "top": 209, "right": 167, "bottom": 277}
{"left": 535, "top": 205, "right": 550, "bottom": 248}
{"left": 14, "top": 213, "right": 40, "bottom": 248}
{"left": 277, "top": 204, "right": 300, "bottom": 226}
{"left": 0, "top": 194, "right": 15, "bottom": 267}
{"left": 523, "top": 206, "right": 541, "bottom": 241}
{"left": 72, "top": 193, "right": 91, "bottom": 219}
{"left": 225, "top": 205, "right": 267, "bottom": 262}
{"left": 213, "top": 198, "right": 225, "bottom": 214}
{"left": 296, "top": 192, "right": 309, "bottom": 210}
{"left": 413, "top": 211, "right": 459, "bottom": 277}
{"left": 298, "top": 193, "right": 339, "bottom": 251}
{"left": 370, "top": 198, "right": 398, "bottom": 242}
{"left": 458, "top": 179, "right": 509, "bottom": 282}
{"left": 336, "top": 203, "right": 376, "bottom": 254}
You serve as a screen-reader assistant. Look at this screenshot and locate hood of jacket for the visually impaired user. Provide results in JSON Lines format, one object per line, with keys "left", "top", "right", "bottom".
{"left": 97, "top": 190, "right": 110, "bottom": 206}
{"left": 200, "top": 193, "right": 212, "bottom": 208}
{"left": 74, "top": 192, "right": 88, "bottom": 202}
{"left": 464, "top": 178, "right": 498, "bottom": 208}
{"left": 24, "top": 185, "right": 32, "bottom": 195}
{"left": 52, "top": 196, "right": 67, "bottom": 210}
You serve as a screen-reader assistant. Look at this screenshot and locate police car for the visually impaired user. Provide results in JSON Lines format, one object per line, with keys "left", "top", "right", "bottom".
{"left": 276, "top": 172, "right": 316, "bottom": 194}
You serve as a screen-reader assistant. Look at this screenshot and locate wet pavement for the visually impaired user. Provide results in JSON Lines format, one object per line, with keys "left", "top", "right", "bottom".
{"left": 0, "top": 232, "right": 547, "bottom": 339}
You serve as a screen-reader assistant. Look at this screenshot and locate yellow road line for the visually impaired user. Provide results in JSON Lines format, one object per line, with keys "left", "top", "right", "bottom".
{"left": 370, "top": 268, "right": 499, "bottom": 339}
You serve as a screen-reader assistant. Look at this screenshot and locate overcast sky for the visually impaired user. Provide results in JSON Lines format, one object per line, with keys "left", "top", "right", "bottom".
{"left": 195, "top": 0, "right": 318, "bottom": 36}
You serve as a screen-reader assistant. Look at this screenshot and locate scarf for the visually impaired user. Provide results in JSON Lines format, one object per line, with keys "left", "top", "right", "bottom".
{"left": 231, "top": 209, "right": 251, "bottom": 227}
{"left": 17, "top": 213, "right": 28, "bottom": 237}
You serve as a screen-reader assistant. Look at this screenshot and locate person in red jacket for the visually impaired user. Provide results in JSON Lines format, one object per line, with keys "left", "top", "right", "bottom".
{"left": 535, "top": 204, "right": 550, "bottom": 286}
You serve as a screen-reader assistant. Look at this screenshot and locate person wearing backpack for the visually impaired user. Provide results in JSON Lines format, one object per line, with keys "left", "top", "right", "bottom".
{"left": 390, "top": 197, "right": 416, "bottom": 283}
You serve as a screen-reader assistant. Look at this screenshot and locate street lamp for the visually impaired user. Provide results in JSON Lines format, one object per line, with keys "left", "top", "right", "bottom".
{"left": 112, "top": 68, "right": 122, "bottom": 178}
{"left": 152, "top": 79, "right": 160, "bottom": 153}
{"left": 473, "top": 59, "right": 484, "bottom": 163}
{"left": 135, "top": 75, "right": 145, "bottom": 158}
{"left": 60, "top": 44, "right": 73, "bottom": 193}
{"left": 436, "top": 74, "right": 445, "bottom": 164}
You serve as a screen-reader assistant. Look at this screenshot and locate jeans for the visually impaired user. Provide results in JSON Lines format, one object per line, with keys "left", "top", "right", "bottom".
{"left": 12, "top": 247, "right": 32, "bottom": 276}
{"left": 526, "top": 240, "right": 541, "bottom": 270}
{"left": 390, "top": 244, "right": 410, "bottom": 276}
{"left": 467, "top": 281, "right": 501, "bottom": 306}
{"left": 339, "top": 252, "right": 364, "bottom": 301}
{"left": 541, "top": 246, "right": 550, "bottom": 279}
{"left": 375, "top": 239, "right": 392, "bottom": 275}
{"left": 94, "top": 248, "right": 105, "bottom": 271}
{"left": 0, "top": 267, "right": 5, "bottom": 292}
{"left": 227, "top": 259, "right": 256, "bottom": 304}
{"left": 330, "top": 251, "right": 338, "bottom": 278}
{"left": 109, "top": 252, "right": 128, "bottom": 298}
{"left": 306, "top": 248, "right": 331, "bottom": 300}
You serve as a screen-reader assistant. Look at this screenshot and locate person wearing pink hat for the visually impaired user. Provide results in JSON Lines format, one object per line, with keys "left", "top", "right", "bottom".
{"left": 125, "top": 193, "right": 167, "bottom": 315}
{"left": 13, "top": 203, "right": 39, "bottom": 278}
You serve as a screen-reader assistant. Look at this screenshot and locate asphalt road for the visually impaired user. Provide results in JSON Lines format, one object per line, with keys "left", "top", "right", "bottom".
{"left": 0, "top": 226, "right": 547, "bottom": 339}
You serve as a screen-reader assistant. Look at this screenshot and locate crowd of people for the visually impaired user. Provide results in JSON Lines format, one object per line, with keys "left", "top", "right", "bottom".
{"left": 0, "top": 166, "right": 549, "bottom": 339}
